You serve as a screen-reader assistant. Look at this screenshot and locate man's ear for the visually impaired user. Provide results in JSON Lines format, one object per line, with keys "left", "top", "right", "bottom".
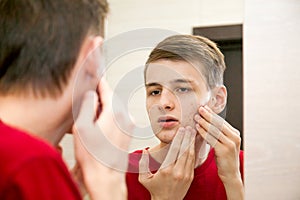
{"left": 209, "top": 85, "right": 227, "bottom": 114}
{"left": 75, "top": 35, "right": 103, "bottom": 78}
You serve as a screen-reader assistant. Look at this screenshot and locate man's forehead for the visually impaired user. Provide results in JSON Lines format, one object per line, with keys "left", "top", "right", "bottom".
{"left": 145, "top": 63, "right": 204, "bottom": 86}
{"left": 147, "top": 63, "right": 190, "bottom": 76}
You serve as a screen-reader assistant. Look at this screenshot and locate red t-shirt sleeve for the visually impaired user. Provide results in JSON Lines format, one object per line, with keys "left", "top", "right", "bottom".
{"left": 239, "top": 150, "right": 244, "bottom": 182}
{"left": 1, "top": 156, "right": 81, "bottom": 200}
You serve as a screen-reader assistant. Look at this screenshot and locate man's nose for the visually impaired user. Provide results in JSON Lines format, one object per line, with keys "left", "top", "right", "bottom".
{"left": 159, "top": 89, "right": 175, "bottom": 111}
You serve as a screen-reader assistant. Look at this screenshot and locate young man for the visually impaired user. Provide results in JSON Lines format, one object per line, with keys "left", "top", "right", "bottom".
{"left": 0, "top": 0, "right": 131, "bottom": 199}
{"left": 0, "top": 0, "right": 196, "bottom": 199}
{"left": 126, "top": 35, "right": 244, "bottom": 200}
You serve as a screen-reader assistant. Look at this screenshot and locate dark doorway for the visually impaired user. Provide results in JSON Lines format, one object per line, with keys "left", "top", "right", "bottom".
{"left": 193, "top": 24, "right": 243, "bottom": 149}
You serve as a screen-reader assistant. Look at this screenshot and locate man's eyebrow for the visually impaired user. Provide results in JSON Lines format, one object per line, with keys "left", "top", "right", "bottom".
{"left": 145, "top": 82, "right": 160, "bottom": 87}
{"left": 171, "top": 79, "right": 194, "bottom": 84}
{"left": 146, "top": 79, "right": 195, "bottom": 87}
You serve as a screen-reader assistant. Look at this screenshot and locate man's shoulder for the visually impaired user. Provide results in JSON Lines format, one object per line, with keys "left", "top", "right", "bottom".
{"left": 0, "top": 121, "right": 73, "bottom": 195}
{"left": 0, "top": 121, "right": 63, "bottom": 178}
{"left": 0, "top": 120, "right": 58, "bottom": 157}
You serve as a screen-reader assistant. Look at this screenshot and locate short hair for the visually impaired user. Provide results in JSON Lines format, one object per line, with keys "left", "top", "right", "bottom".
{"left": 0, "top": 0, "right": 108, "bottom": 98}
{"left": 145, "top": 35, "right": 226, "bottom": 89}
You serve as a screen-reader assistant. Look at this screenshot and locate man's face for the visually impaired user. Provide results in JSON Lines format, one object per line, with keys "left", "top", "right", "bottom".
{"left": 145, "top": 59, "right": 211, "bottom": 144}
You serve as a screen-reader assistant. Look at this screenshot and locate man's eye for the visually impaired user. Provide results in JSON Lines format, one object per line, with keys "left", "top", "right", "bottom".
{"left": 150, "top": 90, "right": 161, "bottom": 96}
{"left": 175, "top": 87, "right": 191, "bottom": 93}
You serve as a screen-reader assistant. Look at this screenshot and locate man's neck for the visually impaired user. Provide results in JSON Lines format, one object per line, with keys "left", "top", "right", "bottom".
{"left": 0, "top": 94, "right": 73, "bottom": 146}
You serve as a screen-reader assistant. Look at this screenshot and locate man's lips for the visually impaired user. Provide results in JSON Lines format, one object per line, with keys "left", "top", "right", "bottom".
{"left": 157, "top": 116, "right": 179, "bottom": 128}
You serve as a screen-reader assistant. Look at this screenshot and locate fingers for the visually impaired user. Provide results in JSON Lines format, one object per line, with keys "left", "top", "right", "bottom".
{"left": 75, "top": 91, "right": 98, "bottom": 128}
{"left": 139, "top": 150, "right": 153, "bottom": 182}
{"left": 73, "top": 91, "right": 98, "bottom": 161}
{"left": 193, "top": 106, "right": 242, "bottom": 186}
{"left": 194, "top": 134, "right": 208, "bottom": 166}
{"left": 183, "top": 129, "right": 196, "bottom": 173}
{"left": 97, "top": 78, "right": 134, "bottom": 139}
{"left": 199, "top": 106, "right": 225, "bottom": 134}
{"left": 194, "top": 105, "right": 241, "bottom": 149}
{"left": 161, "top": 127, "right": 185, "bottom": 169}
{"left": 171, "top": 127, "right": 195, "bottom": 184}
{"left": 195, "top": 123, "right": 219, "bottom": 147}
{"left": 201, "top": 105, "right": 240, "bottom": 138}
{"left": 175, "top": 127, "right": 196, "bottom": 169}
{"left": 178, "top": 127, "right": 192, "bottom": 158}
{"left": 97, "top": 78, "right": 113, "bottom": 107}
{"left": 158, "top": 127, "right": 195, "bottom": 187}
{"left": 73, "top": 126, "right": 88, "bottom": 167}
{"left": 73, "top": 91, "right": 100, "bottom": 150}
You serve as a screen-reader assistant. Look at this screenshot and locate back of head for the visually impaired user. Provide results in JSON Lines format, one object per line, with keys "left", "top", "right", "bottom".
{"left": 0, "top": 0, "right": 108, "bottom": 98}
{"left": 146, "top": 35, "right": 226, "bottom": 89}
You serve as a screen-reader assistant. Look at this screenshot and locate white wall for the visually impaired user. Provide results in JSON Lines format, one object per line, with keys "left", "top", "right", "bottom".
{"left": 244, "top": 0, "right": 300, "bottom": 198}
{"left": 106, "top": 0, "right": 243, "bottom": 36}
{"left": 61, "top": 0, "right": 244, "bottom": 167}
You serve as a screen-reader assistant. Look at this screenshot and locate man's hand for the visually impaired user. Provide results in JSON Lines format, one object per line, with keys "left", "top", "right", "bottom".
{"left": 194, "top": 105, "right": 244, "bottom": 200}
{"left": 139, "top": 127, "right": 196, "bottom": 200}
{"left": 73, "top": 79, "right": 133, "bottom": 200}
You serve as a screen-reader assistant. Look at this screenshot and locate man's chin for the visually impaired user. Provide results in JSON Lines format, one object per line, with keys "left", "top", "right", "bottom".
{"left": 155, "top": 129, "right": 177, "bottom": 144}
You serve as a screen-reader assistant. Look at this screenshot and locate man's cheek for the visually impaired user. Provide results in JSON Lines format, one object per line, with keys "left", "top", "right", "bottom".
{"left": 148, "top": 106, "right": 163, "bottom": 134}
{"left": 180, "top": 100, "right": 199, "bottom": 128}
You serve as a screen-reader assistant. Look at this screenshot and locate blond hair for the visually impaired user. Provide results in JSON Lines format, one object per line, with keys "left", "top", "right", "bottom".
{"left": 145, "top": 35, "right": 226, "bottom": 89}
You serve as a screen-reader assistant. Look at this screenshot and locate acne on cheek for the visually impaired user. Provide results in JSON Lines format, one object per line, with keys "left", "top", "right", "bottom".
{"left": 179, "top": 92, "right": 210, "bottom": 129}
{"left": 180, "top": 100, "right": 200, "bottom": 128}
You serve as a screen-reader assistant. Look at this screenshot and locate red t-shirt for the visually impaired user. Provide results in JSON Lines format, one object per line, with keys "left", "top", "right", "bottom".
{"left": 0, "top": 120, "right": 82, "bottom": 200}
{"left": 126, "top": 148, "right": 244, "bottom": 200}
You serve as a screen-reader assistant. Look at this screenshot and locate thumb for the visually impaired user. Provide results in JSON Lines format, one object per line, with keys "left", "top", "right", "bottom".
{"left": 73, "top": 126, "right": 85, "bottom": 164}
{"left": 75, "top": 90, "right": 98, "bottom": 129}
{"left": 138, "top": 149, "right": 153, "bottom": 183}
{"left": 97, "top": 78, "right": 113, "bottom": 108}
